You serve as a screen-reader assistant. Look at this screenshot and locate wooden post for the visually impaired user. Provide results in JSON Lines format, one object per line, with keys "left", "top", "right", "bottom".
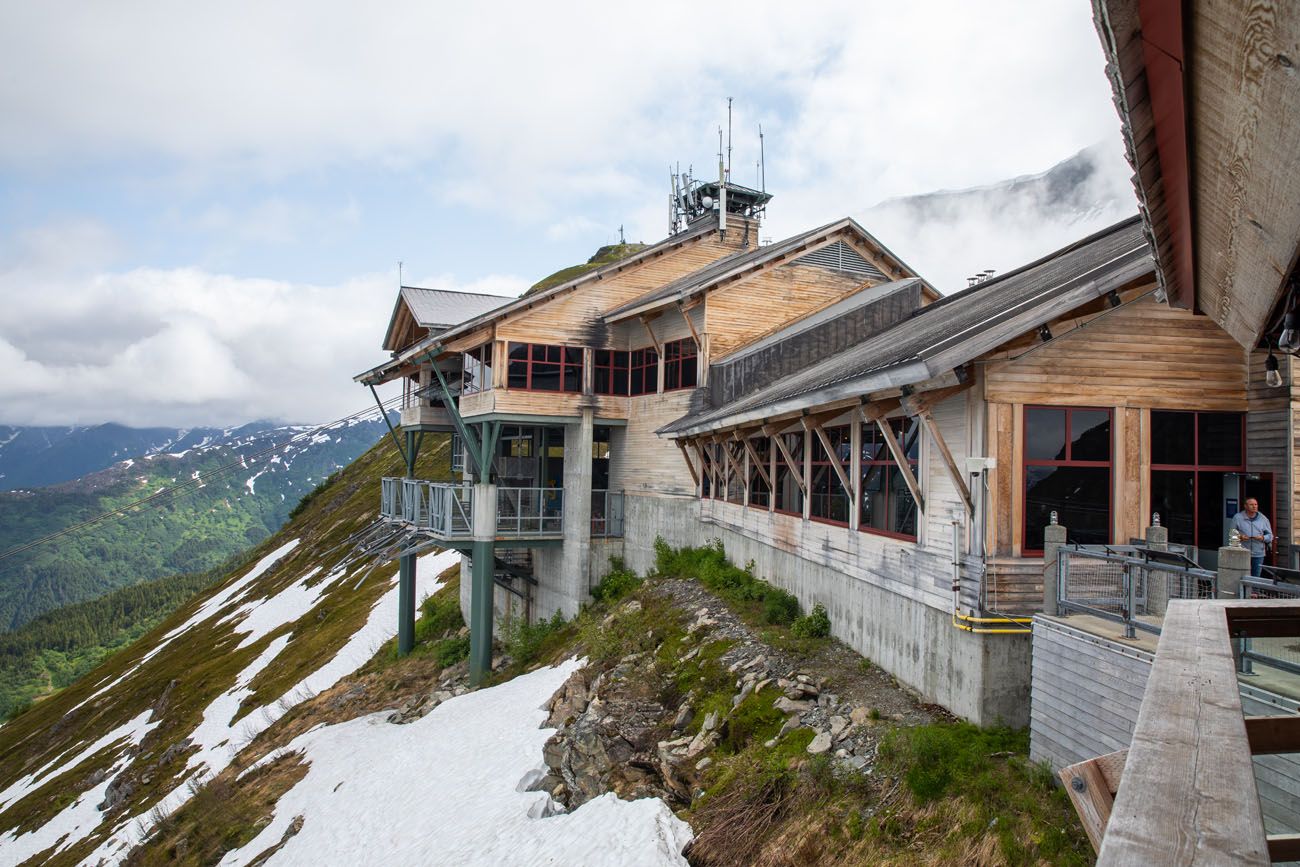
{"left": 675, "top": 440, "right": 700, "bottom": 489}
{"left": 918, "top": 408, "right": 974, "bottom": 514}
{"left": 741, "top": 434, "right": 773, "bottom": 491}
{"left": 804, "top": 417, "right": 855, "bottom": 501}
{"left": 765, "top": 424, "right": 807, "bottom": 496}
{"left": 867, "top": 408, "right": 925, "bottom": 515}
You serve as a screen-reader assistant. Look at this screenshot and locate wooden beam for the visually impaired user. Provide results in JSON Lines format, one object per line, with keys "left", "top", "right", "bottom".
{"left": 675, "top": 440, "right": 700, "bottom": 489}
{"left": 691, "top": 440, "right": 717, "bottom": 494}
{"left": 1268, "top": 835, "right": 1300, "bottom": 863}
{"left": 1244, "top": 715, "right": 1300, "bottom": 755}
{"left": 676, "top": 302, "right": 703, "bottom": 347}
{"left": 859, "top": 398, "right": 901, "bottom": 424}
{"left": 803, "top": 417, "right": 855, "bottom": 501}
{"left": 713, "top": 434, "right": 745, "bottom": 483}
{"left": 1059, "top": 749, "right": 1128, "bottom": 854}
{"left": 764, "top": 425, "right": 807, "bottom": 496}
{"left": 873, "top": 418, "right": 925, "bottom": 514}
{"left": 740, "top": 435, "right": 773, "bottom": 491}
{"left": 916, "top": 408, "right": 974, "bottom": 514}
{"left": 898, "top": 378, "right": 974, "bottom": 416}
{"left": 639, "top": 315, "right": 662, "bottom": 353}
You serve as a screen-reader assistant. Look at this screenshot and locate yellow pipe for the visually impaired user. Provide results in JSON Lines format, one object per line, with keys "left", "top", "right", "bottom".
{"left": 951, "top": 610, "right": 1032, "bottom": 634}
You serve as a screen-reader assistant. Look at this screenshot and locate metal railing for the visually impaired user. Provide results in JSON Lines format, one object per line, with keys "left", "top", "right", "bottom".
{"left": 591, "top": 489, "right": 624, "bottom": 537}
{"left": 1238, "top": 577, "right": 1300, "bottom": 677}
{"left": 1056, "top": 545, "right": 1217, "bottom": 638}
{"left": 380, "top": 477, "right": 404, "bottom": 520}
{"left": 496, "top": 486, "right": 563, "bottom": 535}
{"left": 380, "top": 478, "right": 473, "bottom": 538}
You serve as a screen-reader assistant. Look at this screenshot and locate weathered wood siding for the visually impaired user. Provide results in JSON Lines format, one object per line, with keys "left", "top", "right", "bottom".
{"left": 609, "top": 391, "right": 696, "bottom": 497}
{"left": 1247, "top": 348, "right": 1292, "bottom": 566}
{"left": 705, "top": 264, "right": 870, "bottom": 359}
{"left": 983, "top": 293, "right": 1248, "bottom": 410}
{"left": 1031, "top": 617, "right": 1300, "bottom": 837}
{"left": 496, "top": 232, "right": 744, "bottom": 345}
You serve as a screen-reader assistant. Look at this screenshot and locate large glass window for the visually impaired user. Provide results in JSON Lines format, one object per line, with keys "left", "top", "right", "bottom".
{"left": 593, "top": 349, "right": 630, "bottom": 396}
{"left": 861, "top": 417, "right": 921, "bottom": 539}
{"left": 723, "top": 443, "right": 745, "bottom": 505}
{"left": 461, "top": 343, "right": 493, "bottom": 394}
{"left": 506, "top": 343, "right": 582, "bottom": 393}
{"left": 1150, "top": 411, "right": 1246, "bottom": 555}
{"left": 629, "top": 347, "right": 659, "bottom": 396}
{"left": 810, "top": 425, "right": 852, "bottom": 525}
{"left": 773, "top": 432, "right": 805, "bottom": 516}
{"left": 748, "top": 437, "right": 770, "bottom": 508}
{"left": 1023, "top": 406, "right": 1112, "bottom": 552}
{"left": 663, "top": 338, "right": 698, "bottom": 391}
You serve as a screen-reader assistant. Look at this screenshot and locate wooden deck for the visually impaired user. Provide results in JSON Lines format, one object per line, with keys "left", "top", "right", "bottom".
{"left": 1098, "top": 600, "right": 1300, "bottom": 865}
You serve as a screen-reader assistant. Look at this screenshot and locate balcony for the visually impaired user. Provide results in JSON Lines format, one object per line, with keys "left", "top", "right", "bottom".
{"left": 400, "top": 383, "right": 456, "bottom": 431}
{"left": 380, "top": 477, "right": 623, "bottom": 542}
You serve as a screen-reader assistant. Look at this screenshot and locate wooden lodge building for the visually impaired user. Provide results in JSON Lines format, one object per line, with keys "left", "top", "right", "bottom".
{"left": 355, "top": 168, "right": 1299, "bottom": 728}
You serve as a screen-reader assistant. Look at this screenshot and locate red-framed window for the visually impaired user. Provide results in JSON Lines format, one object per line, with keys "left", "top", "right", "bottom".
{"left": 663, "top": 338, "right": 698, "bottom": 391}
{"left": 629, "top": 347, "right": 658, "bottom": 396}
{"left": 593, "top": 349, "right": 630, "bottom": 396}
{"left": 810, "top": 425, "right": 851, "bottom": 525}
{"left": 1023, "top": 406, "right": 1112, "bottom": 553}
{"left": 861, "top": 417, "right": 920, "bottom": 540}
{"left": 773, "top": 432, "right": 805, "bottom": 517}
{"left": 1149, "top": 410, "right": 1246, "bottom": 555}
{"left": 748, "top": 437, "right": 771, "bottom": 508}
{"left": 506, "top": 343, "right": 583, "bottom": 393}
{"left": 461, "top": 343, "right": 493, "bottom": 394}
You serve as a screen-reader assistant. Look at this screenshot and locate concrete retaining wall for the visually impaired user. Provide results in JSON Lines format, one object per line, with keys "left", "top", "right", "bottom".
{"left": 621, "top": 493, "right": 1031, "bottom": 727}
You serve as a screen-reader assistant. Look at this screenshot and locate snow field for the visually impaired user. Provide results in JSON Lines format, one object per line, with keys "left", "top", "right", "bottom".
{"left": 220, "top": 659, "right": 692, "bottom": 867}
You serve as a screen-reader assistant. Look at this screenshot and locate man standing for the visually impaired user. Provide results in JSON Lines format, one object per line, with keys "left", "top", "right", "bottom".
{"left": 1232, "top": 497, "right": 1274, "bottom": 577}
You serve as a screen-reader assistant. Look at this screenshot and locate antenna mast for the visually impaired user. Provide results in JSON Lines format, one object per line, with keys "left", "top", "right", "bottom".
{"left": 726, "top": 97, "right": 733, "bottom": 182}
{"left": 759, "top": 124, "right": 766, "bottom": 194}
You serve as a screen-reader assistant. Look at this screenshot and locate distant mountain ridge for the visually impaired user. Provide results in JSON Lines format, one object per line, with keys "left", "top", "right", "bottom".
{"left": 0, "top": 417, "right": 392, "bottom": 631}
{"left": 0, "top": 423, "right": 287, "bottom": 491}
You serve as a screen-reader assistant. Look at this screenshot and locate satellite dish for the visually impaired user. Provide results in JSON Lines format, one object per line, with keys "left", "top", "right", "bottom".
{"left": 701, "top": 195, "right": 713, "bottom": 209}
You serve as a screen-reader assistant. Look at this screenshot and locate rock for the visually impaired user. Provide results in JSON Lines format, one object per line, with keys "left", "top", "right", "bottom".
{"left": 796, "top": 674, "right": 813, "bottom": 684}
{"left": 682, "top": 647, "right": 699, "bottom": 662}
{"left": 754, "top": 678, "right": 772, "bottom": 693}
{"left": 806, "top": 732, "right": 833, "bottom": 754}
{"left": 849, "top": 707, "right": 872, "bottom": 726}
{"left": 745, "top": 655, "right": 767, "bottom": 670}
{"left": 622, "top": 600, "right": 643, "bottom": 614}
{"left": 701, "top": 710, "right": 719, "bottom": 733}
{"left": 849, "top": 755, "right": 870, "bottom": 771}
{"left": 686, "top": 730, "right": 718, "bottom": 758}
{"left": 890, "top": 712, "right": 906, "bottom": 722}
{"left": 672, "top": 704, "right": 693, "bottom": 732}
{"left": 764, "top": 738, "right": 777, "bottom": 748}
{"left": 775, "top": 697, "right": 813, "bottom": 714}
{"left": 98, "top": 775, "right": 134, "bottom": 812}
{"left": 829, "top": 715, "right": 848, "bottom": 739}
{"left": 695, "top": 757, "right": 713, "bottom": 772}
{"left": 732, "top": 681, "right": 754, "bottom": 708}
{"left": 835, "top": 748, "right": 850, "bottom": 759}
{"left": 778, "top": 716, "right": 800, "bottom": 738}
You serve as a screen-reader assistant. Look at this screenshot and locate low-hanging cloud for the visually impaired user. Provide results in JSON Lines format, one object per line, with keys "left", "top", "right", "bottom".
{"left": 0, "top": 222, "right": 526, "bottom": 427}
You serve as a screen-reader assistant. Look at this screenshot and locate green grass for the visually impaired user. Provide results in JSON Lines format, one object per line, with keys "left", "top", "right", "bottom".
{"left": 653, "top": 538, "right": 802, "bottom": 627}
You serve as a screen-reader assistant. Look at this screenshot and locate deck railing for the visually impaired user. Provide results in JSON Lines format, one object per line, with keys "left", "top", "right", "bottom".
{"left": 591, "top": 489, "right": 624, "bottom": 537}
{"left": 1239, "top": 577, "right": 1300, "bottom": 678}
{"left": 1056, "top": 544, "right": 1217, "bottom": 637}
{"left": 380, "top": 478, "right": 474, "bottom": 538}
{"left": 496, "top": 486, "right": 563, "bottom": 536}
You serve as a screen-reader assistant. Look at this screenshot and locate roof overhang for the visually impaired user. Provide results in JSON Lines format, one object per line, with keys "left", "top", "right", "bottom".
{"left": 1094, "top": 0, "right": 1300, "bottom": 347}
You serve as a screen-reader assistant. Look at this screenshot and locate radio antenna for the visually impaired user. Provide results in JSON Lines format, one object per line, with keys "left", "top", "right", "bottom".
{"left": 726, "top": 97, "right": 733, "bottom": 182}
{"left": 758, "top": 123, "right": 766, "bottom": 194}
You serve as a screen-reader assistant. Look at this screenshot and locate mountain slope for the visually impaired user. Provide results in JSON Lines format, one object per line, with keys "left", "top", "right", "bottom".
{"left": 0, "top": 418, "right": 391, "bottom": 632}
{"left": 0, "top": 434, "right": 455, "bottom": 863}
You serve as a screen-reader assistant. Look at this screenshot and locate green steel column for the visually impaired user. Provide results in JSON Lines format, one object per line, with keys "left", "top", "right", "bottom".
{"left": 469, "top": 538, "right": 494, "bottom": 685}
{"left": 397, "top": 429, "right": 419, "bottom": 656}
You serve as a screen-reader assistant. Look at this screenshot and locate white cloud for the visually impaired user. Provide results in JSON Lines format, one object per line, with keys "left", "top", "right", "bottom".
{"left": 0, "top": 222, "right": 525, "bottom": 426}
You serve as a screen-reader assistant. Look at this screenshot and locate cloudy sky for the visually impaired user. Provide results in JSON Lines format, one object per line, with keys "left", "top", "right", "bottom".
{"left": 0, "top": 0, "right": 1136, "bottom": 428}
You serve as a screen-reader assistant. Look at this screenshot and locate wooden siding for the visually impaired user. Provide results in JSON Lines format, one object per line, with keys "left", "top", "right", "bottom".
{"left": 1030, "top": 617, "right": 1300, "bottom": 837}
{"left": 985, "top": 558, "right": 1046, "bottom": 615}
{"left": 459, "top": 388, "right": 629, "bottom": 421}
{"left": 609, "top": 391, "right": 697, "bottom": 497}
{"left": 983, "top": 293, "right": 1249, "bottom": 410}
{"left": 705, "top": 263, "right": 867, "bottom": 359}
{"left": 496, "top": 234, "right": 745, "bottom": 346}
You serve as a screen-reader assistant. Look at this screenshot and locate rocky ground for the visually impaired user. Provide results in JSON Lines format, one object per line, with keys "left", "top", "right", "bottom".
{"left": 532, "top": 579, "right": 944, "bottom": 813}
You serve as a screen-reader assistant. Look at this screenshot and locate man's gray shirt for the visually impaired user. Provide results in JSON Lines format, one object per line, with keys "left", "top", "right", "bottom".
{"left": 1232, "top": 511, "right": 1273, "bottom": 557}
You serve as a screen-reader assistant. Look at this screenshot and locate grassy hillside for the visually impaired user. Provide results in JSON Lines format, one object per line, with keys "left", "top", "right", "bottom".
{"left": 0, "top": 432, "right": 453, "bottom": 864}
{"left": 0, "top": 420, "right": 387, "bottom": 631}
{"left": 525, "top": 242, "right": 647, "bottom": 296}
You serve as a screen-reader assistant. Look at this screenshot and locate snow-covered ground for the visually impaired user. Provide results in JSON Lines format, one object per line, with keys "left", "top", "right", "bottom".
{"left": 222, "top": 659, "right": 692, "bottom": 867}
{"left": 79, "top": 549, "right": 457, "bottom": 865}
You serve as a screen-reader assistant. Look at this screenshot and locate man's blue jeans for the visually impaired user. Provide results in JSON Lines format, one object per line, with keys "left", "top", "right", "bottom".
{"left": 1251, "top": 555, "right": 1265, "bottom": 577}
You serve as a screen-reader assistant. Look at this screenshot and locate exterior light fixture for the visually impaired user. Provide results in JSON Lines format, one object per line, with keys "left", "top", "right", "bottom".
{"left": 1279, "top": 311, "right": 1300, "bottom": 353}
{"left": 1049, "top": 510, "right": 1058, "bottom": 526}
{"left": 1152, "top": 512, "right": 1161, "bottom": 527}
{"left": 1266, "top": 347, "right": 1284, "bottom": 387}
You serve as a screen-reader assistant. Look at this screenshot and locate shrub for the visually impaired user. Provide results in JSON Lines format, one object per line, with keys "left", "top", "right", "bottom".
{"left": 433, "top": 636, "right": 470, "bottom": 667}
{"left": 762, "top": 588, "right": 801, "bottom": 626}
{"left": 791, "top": 602, "right": 831, "bottom": 638}
{"left": 502, "top": 610, "right": 568, "bottom": 667}
{"left": 590, "top": 558, "right": 642, "bottom": 603}
{"left": 415, "top": 592, "right": 463, "bottom": 644}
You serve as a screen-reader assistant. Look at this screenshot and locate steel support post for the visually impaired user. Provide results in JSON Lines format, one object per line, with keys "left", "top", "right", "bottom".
{"left": 469, "top": 537, "right": 494, "bottom": 684}
{"left": 397, "top": 429, "right": 420, "bottom": 656}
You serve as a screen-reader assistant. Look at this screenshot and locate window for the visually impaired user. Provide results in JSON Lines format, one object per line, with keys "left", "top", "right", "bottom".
{"left": 663, "top": 338, "right": 698, "bottom": 391}
{"left": 1023, "top": 406, "right": 1112, "bottom": 552}
{"left": 1150, "top": 411, "right": 1245, "bottom": 554}
{"left": 630, "top": 347, "right": 659, "bottom": 396}
{"left": 499, "top": 426, "right": 533, "bottom": 458}
{"left": 593, "top": 349, "right": 630, "bottom": 396}
{"left": 773, "top": 432, "right": 805, "bottom": 516}
{"left": 810, "top": 425, "right": 852, "bottom": 525}
{"left": 506, "top": 343, "right": 582, "bottom": 393}
{"left": 461, "top": 343, "right": 493, "bottom": 394}
{"left": 722, "top": 443, "right": 745, "bottom": 504}
{"left": 700, "top": 443, "right": 714, "bottom": 498}
{"left": 748, "top": 437, "right": 771, "bottom": 508}
{"left": 861, "top": 417, "right": 921, "bottom": 539}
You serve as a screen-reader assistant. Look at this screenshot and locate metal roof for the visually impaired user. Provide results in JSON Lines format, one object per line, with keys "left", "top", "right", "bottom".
{"left": 603, "top": 217, "right": 930, "bottom": 322}
{"left": 401, "top": 286, "right": 510, "bottom": 330}
{"left": 659, "top": 215, "right": 1151, "bottom": 437}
